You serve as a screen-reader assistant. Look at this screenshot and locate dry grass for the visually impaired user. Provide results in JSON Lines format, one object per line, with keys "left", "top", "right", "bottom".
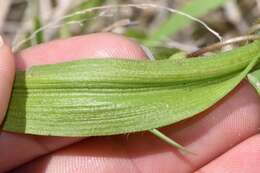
{"left": 0, "top": 0, "right": 259, "bottom": 51}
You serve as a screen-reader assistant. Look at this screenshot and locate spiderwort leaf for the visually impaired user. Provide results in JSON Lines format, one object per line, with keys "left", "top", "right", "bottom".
{"left": 2, "top": 42, "right": 260, "bottom": 139}
{"left": 248, "top": 69, "right": 260, "bottom": 94}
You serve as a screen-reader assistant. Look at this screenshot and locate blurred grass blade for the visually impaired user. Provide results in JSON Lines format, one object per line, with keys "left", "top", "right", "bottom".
{"left": 59, "top": 24, "right": 72, "bottom": 38}
{"left": 248, "top": 69, "right": 260, "bottom": 94}
{"left": 59, "top": 0, "right": 106, "bottom": 38}
{"left": 144, "top": 0, "right": 229, "bottom": 46}
{"left": 33, "top": 16, "right": 44, "bottom": 44}
{"left": 30, "top": 0, "right": 44, "bottom": 44}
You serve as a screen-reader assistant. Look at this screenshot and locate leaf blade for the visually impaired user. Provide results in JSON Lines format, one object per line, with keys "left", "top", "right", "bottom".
{"left": 3, "top": 42, "right": 260, "bottom": 136}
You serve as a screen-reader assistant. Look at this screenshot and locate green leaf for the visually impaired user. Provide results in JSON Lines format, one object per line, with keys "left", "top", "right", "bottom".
{"left": 248, "top": 69, "right": 260, "bottom": 94}
{"left": 33, "top": 17, "right": 44, "bottom": 44}
{"left": 3, "top": 42, "right": 260, "bottom": 137}
{"left": 124, "top": 29, "right": 148, "bottom": 42}
{"left": 148, "top": 47, "right": 180, "bottom": 60}
{"left": 144, "top": 0, "right": 229, "bottom": 46}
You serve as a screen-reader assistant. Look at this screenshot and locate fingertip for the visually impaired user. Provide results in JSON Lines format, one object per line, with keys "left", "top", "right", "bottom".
{"left": 0, "top": 36, "right": 15, "bottom": 124}
{"left": 0, "top": 36, "right": 15, "bottom": 70}
{"left": 15, "top": 32, "right": 148, "bottom": 70}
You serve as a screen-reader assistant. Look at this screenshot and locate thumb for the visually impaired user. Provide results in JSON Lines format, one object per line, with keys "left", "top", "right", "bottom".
{"left": 0, "top": 35, "right": 15, "bottom": 124}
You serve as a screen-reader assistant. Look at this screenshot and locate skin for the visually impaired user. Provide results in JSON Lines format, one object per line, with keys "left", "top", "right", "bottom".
{"left": 0, "top": 33, "right": 259, "bottom": 173}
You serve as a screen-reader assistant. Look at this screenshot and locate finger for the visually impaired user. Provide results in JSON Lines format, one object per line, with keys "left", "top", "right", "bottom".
{"left": 0, "top": 32, "right": 148, "bottom": 172}
{"left": 12, "top": 138, "right": 140, "bottom": 173}
{"left": 13, "top": 78, "right": 260, "bottom": 173}
{"left": 15, "top": 32, "right": 147, "bottom": 70}
{"left": 0, "top": 36, "right": 15, "bottom": 124}
{"left": 196, "top": 134, "right": 260, "bottom": 173}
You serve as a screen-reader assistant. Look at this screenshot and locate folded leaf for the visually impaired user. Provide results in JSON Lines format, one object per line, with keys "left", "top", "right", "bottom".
{"left": 3, "top": 42, "right": 260, "bottom": 136}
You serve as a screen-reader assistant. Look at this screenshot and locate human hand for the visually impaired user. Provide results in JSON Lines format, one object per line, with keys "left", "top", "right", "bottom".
{"left": 0, "top": 33, "right": 259, "bottom": 173}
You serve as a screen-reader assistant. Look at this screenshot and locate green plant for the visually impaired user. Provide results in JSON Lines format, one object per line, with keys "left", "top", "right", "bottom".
{"left": 3, "top": 41, "right": 260, "bottom": 152}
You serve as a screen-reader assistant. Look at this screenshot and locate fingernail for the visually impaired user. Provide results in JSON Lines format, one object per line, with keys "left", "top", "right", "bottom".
{"left": 140, "top": 44, "right": 155, "bottom": 60}
{"left": 0, "top": 35, "right": 4, "bottom": 48}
